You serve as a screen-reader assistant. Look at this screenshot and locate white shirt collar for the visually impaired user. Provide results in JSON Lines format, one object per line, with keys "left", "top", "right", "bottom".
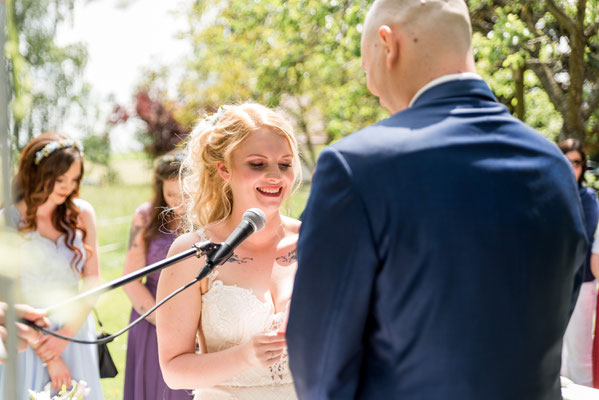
{"left": 408, "top": 72, "right": 483, "bottom": 108}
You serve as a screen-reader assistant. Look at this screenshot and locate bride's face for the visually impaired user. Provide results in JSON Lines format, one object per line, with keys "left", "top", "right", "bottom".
{"left": 218, "top": 128, "right": 295, "bottom": 214}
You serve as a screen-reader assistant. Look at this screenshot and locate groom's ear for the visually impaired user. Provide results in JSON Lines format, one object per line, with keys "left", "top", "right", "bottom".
{"left": 378, "top": 25, "right": 399, "bottom": 69}
{"left": 216, "top": 162, "right": 231, "bottom": 181}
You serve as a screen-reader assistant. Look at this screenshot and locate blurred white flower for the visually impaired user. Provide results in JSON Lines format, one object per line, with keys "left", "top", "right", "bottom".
{"left": 28, "top": 380, "right": 91, "bottom": 400}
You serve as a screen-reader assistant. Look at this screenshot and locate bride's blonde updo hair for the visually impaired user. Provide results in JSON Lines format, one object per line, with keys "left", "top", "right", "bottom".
{"left": 181, "top": 103, "right": 301, "bottom": 231}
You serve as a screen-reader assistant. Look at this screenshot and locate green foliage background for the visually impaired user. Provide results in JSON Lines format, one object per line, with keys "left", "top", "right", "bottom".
{"left": 5, "top": 0, "right": 88, "bottom": 147}
{"left": 175, "top": 0, "right": 387, "bottom": 168}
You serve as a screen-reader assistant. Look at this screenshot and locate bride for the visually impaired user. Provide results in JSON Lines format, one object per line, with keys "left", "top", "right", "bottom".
{"left": 156, "top": 104, "right": 301, "bottom": 399}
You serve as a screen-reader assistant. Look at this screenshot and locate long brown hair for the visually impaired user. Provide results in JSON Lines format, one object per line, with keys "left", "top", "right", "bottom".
{"left": 11, "top": 132, "right": 90, "bottom": 270}
{"left": 142, "top": 152, "right": 184, "bottom": 249}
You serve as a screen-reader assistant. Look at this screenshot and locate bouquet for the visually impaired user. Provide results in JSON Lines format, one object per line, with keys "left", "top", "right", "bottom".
{"left": 28, "top": 380, "right": 90, "bottom": 400}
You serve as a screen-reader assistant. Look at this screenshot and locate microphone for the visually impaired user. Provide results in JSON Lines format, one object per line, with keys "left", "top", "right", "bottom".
{"left": 206, "top": 208, "right": 267, "bottom": 267}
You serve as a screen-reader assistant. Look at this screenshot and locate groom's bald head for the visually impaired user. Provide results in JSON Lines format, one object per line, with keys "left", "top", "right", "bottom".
{"left": 363, "top": 0, "right": 472, "bottom": 49}
{"left": 361, "top": 0, "right": 475, "bottom": 112}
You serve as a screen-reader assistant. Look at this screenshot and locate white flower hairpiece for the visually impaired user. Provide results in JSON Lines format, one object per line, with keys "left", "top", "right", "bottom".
{"left": 205, "top": 106, "right": 228, "bottom": 126}
{"left": 157, "top": 154, "right": 184, "bottom": 167}
{"left": 34, "top": 139, "right": 84, "bottom": 166}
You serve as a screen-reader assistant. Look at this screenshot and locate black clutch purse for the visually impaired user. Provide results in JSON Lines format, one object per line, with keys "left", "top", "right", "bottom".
{"left": 94, "top": 309, "right": 118, "bottom": 379}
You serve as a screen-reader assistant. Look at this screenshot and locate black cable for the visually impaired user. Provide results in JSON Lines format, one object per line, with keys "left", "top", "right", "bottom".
{"left": 21, "top": 277, "right": 200, "bottom": 345}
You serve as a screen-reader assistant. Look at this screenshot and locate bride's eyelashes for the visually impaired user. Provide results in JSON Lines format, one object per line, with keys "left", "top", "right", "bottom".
{"left": 247, "top": 161, "right": 293, "bottom": 171}
{"left": 248, "top": 162, "right": 264, "bottom": 169}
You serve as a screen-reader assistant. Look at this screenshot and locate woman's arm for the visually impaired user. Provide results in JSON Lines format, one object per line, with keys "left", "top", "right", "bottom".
{"left": 589, "top": 200, "right": 599, "bottom": 280}
{"left": 123, "top": 209, "right": 158, "bottom": 324}
{"left": 46, "top": 357, "right": 72, "bottom": 391}
{"left": 80, "top": 199, "right": 102, "bottom": 287}
{"left": 35, "top": 200, "right": 101, "bottom": 361}
{"left": 156, "top": 233, "right": 286, "bottom": 390}
{"left": 591, "top": 253, "right": 599, "bottom": 280}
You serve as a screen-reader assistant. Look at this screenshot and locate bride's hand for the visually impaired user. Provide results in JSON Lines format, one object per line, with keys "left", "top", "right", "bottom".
{"left": 242, "top": 333, "right": 287, "bottom": 367}
{"left": 46, "top": 357, "right": 72, "bottom": 391}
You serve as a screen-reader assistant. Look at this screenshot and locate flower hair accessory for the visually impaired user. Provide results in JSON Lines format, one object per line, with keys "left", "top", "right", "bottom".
{"left": 34, "top": 139, "right": 84, "bottom": 166}
{"left": 157, "top": 153, "right": 184, "bottom": 167}
{"left": 205, "top": 106, "right": 228, "bottom": 126}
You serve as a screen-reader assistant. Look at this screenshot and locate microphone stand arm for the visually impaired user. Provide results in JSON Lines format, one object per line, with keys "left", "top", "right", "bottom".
{"left": 47, "top": 241, "right": 219, "bottom": 313}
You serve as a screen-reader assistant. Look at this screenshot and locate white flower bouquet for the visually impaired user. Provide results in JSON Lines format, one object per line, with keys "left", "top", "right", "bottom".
{"left": 28, "top": 380, "right": 90, "bottom": 400}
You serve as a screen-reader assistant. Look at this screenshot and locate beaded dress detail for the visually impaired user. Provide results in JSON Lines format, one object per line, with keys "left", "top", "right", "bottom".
{"left": 193, "top": 229, "right": 297, "bottom": 400}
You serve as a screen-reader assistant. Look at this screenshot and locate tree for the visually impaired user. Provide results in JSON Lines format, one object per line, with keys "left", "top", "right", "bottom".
{"left": 469, "top": 0, "right": 599, "bottom": 143}
{"left": 5, "top": 0, "right": 88, "bottom": 148}
{"left": 177, "top": 0, "right": 386, "bottom": 169}
{"left": 133, "top": 87, "right": 190, "bottom": 157}
{"left": 110, "top": 74, "right": 192, "bottom": 158}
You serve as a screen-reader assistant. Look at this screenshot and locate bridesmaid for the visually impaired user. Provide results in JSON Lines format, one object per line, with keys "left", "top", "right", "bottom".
{"left": 122, "top": 152, "right": 192, "bottom": 400}
{"left": 0, "top": 131, "right": 103, "bottom": 398}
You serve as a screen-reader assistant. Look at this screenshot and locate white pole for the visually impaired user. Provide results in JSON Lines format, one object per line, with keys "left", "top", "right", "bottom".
{"left": 0, "top": 277, "right": 20, "bottom": 400}
{"left": 0, "top": 1, "right": 20, "bottom": 399}
{"left": 0, "top": 0, "right": 11, "bottom": 210}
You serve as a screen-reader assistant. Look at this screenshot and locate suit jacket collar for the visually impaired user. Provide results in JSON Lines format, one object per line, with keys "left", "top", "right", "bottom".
{"left": 409, "top": 73, "right": 483, "bottom": 107}
{"left": 409, "top": 78, "right": 498, "bottom": 109}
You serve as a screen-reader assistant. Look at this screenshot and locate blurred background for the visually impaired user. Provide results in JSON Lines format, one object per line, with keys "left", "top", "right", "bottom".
{"left": 3, "top": 0, "right": 599, "bottom": 398}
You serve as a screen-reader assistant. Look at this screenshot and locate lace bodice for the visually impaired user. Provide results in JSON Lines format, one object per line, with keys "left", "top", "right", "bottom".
{"left": 195, "top": 229, "right": 296, "bottom": 399}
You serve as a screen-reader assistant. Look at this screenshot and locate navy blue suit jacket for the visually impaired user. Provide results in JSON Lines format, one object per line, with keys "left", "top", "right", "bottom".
{"left": 287, "top": 79, "right": 588, "bottom": 400}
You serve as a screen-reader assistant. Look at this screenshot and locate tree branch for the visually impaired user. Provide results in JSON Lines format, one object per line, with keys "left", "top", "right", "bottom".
{"left": 592, "top": 119, "right": 599, "bottom": 138}
{"left": 583, "top": 83, "right": 599, "bottom": 121}
{"left": 526, "top": 58, "right": 567, "bottom": 115}
{"left": 544, "top": 0, "right": 576, "bottom": 35}
{"left": 281, "top": 99, "right": 317, "bottom": 169}
{"left": 521, "top": 1, "right": 551, "bottom": 44}
{"left": 585, "top": 19, "right": 599, "bottom": 38}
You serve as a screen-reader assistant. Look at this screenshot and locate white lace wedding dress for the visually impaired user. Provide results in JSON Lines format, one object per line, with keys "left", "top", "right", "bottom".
{"left": 193, "top": 230, "right": 297, "bottom": 400}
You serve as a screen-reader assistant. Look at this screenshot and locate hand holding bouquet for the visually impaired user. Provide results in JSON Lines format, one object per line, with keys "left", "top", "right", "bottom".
{"left": 28, "top": 380, "right": 90, "bottom": 400}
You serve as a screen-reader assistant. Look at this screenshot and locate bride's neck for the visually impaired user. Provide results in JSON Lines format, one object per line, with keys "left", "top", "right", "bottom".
{"left": 223, "top": 209, "right": 284, "bottom": 249}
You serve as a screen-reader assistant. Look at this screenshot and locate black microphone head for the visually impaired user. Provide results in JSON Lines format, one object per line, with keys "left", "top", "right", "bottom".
{"left": 243, "top": 208, "right": 266, "bottom": 232}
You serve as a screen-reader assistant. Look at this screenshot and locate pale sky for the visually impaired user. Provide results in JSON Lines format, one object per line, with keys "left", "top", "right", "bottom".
{"left": 57, "top": 0, "right": 192, "bottom": 152}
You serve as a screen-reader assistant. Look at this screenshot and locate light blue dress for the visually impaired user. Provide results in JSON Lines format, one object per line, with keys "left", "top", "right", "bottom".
{"left": 0, "top": 199, "right": 103, "bottom": 399}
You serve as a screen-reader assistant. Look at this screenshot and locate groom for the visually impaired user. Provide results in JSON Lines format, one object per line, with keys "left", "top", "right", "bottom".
{"left": 287, "top": 0, "right": 587, "bottom": 399}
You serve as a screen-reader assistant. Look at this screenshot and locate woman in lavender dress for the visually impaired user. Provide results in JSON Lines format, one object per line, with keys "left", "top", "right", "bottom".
{"left": 122, "top": 152, "right": 192, "bottom": 400}
{"left": 0, "top": 132, "right": 103, "bottom": 399}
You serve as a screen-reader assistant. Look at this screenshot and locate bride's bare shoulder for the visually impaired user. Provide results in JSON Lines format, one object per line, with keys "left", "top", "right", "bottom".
{"left": 168, "top": 231, "right": 203, "bottom": 256}
{"left": 282, "top": 215, "right": 301, "bottom": 235}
